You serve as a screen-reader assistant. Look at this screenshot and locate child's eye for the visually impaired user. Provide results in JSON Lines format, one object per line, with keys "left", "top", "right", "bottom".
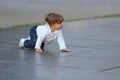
{"left": 56, "top": 21, "right": 62, "bottom": 24}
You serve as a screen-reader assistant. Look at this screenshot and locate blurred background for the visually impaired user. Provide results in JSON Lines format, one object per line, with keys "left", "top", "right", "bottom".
{"left": 0, "top": 0, "right": 120, "bottom": 28}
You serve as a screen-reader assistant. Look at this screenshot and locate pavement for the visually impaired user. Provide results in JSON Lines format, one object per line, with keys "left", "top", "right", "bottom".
{"left": 0, "top": 17, "right": 120, "bottom": 80}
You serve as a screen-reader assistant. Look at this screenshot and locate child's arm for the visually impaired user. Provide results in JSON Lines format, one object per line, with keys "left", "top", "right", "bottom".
{"left": 35, "top": 27, "right": 46, "bottom": 53}
{"left": 57, "top": 30, "right": 71, "bottom": 52}
{"left": 35, "top": 34, "right": 45, "bottom": 53}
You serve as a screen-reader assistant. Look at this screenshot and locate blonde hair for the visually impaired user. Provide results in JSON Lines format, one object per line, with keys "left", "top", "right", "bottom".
{"left": 45, "top": 13, "right": 64, "bottom": 25}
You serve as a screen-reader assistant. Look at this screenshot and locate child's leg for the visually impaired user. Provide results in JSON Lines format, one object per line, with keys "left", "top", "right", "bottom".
{"left": 41, "top": 42, "right": 45, "bottom": 50}
{"left": 24, "top": 26, "right": 45, "bottom": 49}
{"left": 24, "top": 26, "right": 37, "bottom": 49}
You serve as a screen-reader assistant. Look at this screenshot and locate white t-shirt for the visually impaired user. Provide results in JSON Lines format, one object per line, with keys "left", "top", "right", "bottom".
{"left": 35, "top": 23, "right": 66, "bottom": 50}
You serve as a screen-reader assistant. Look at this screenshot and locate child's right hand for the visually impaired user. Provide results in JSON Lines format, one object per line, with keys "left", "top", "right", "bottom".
{"left": 35, "top": 48, "right": 43, "bottom": 53}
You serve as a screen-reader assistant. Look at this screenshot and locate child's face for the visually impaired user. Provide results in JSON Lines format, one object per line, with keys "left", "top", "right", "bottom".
{"left": 53, "top": 23, "right": 62, "bottom": 30}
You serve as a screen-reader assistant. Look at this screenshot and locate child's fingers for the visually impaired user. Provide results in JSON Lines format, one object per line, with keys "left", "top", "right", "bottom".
{"left": 36, "top": 49, "right": 43, "bottom": 53}
{"left": 62, "top": 49, "right": 71, "bottom": 52}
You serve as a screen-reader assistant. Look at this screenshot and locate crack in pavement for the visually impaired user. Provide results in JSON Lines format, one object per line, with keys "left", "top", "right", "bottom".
{"left": 99, "top": 66, "right": 120, "bottom": 72}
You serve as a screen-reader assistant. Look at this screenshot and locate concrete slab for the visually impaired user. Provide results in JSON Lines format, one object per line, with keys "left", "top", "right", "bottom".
{"left": 0, "top": 17, "right": 120, "bottom": 80}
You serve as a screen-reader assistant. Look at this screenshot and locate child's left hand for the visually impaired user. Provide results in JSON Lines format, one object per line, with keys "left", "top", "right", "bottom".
{"left": 61, "top": 48, "right": 71, "bottom": 52}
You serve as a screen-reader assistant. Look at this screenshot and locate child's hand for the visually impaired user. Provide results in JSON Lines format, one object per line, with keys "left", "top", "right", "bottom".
{"left": 61, "top": 48, "right": 71, "bottom": 52}
{"left": 35, "top": 48, "right": 43, "bottom": 53}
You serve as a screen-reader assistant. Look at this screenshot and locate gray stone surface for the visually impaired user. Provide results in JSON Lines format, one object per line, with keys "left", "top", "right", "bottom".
{"left": 0, "top": 17, "right": 120, "bottom": 80}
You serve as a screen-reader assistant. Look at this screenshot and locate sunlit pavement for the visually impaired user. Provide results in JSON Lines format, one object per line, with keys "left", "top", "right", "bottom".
{"left": 0, "top": 17, "right": 120, "bottom": 80}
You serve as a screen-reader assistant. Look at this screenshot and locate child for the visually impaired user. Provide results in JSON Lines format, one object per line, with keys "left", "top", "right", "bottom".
{"left": 19, "top": 13, "right": 71, "bottom": 53}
